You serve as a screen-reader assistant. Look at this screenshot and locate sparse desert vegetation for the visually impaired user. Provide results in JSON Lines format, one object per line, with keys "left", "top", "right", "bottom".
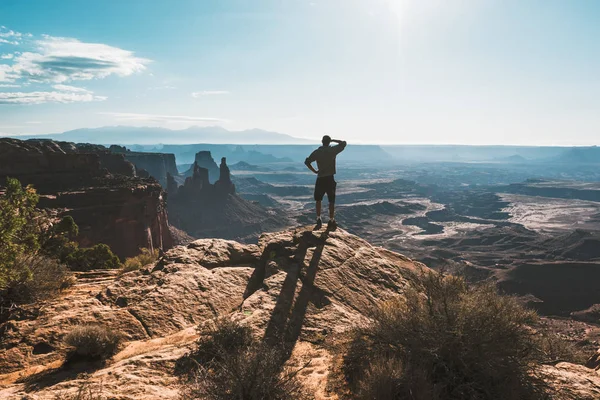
{"left": 52, "top": 380, "right": 106, "bottom": 400}
{"left": 335, "top": 271, "right": 556, "bottom": 400}
{"left": 64, "top": 244, "right": 121, "bottom": 272}
{"left": 64, "top": 324, "right": 122, "bottom": 362}
{"left": 121, "top": 248, "right": 160, "bottom": 273}
{"left": 0, "top": 178, "right": 121, "bottom": 323}
{"left": 177, "top": 318, "right": 307, "bottom": 400}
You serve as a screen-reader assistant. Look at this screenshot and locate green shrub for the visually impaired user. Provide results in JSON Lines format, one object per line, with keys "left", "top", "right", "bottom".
{"left": 64, "top": 324, "right": 122, "bottom": 362}
{"left": 0, "top": 178, "right": 119, "bottom": 323}
{"left": 121, "top": 248, "right": 159, "bottom": 273}
{"left": 338, "top": 271, "right": 550, "bottom": 400}
{"left": 65, "top": 244, "right": 121, "bottom": 271}
{"left": 0, "top": 177, "right": 41, "bottom": 288}
{"left": 40, "top": 215, "right": 79, "bottom": 260}
{"left": 177, "top": 318, "right": 306, "bottom": 400}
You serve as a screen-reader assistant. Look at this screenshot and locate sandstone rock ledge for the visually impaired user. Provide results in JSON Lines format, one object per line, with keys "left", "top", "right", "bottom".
{"left": 1, "top": 228, "right": 599, "bottom": 399}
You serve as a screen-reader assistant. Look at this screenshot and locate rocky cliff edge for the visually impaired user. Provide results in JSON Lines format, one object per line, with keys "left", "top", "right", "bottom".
{"left": 0, "top": 228, "right": 598, "bottom": 399}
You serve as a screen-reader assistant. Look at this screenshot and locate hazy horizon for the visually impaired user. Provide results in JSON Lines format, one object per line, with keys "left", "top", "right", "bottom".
{"left": 1, "top": 0, "right": 599, "bottom": 146}
{"left": 3, "top": 125, "right": 600, "bottom": 148}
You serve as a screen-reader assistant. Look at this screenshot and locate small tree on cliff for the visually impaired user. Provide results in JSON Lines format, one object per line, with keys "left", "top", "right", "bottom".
{"left": 0, "top": 178, "right": 121, "bottom": 318}
{"left": 0, "top": 177, "right": 41, "bottom": 287}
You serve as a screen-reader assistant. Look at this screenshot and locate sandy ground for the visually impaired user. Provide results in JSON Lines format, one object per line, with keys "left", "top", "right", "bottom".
{"left": 499, "top": 194, "right": 600, "bottom": 233}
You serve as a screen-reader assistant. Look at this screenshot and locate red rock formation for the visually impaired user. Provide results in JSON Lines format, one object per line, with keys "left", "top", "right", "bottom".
{"left": 185, "top": 150, "right": 219, "bottom": 183}
{"left": 214, "top": 156, "right": 235, "bottom": 195}
{"left": 168, "top": 156, "right": 289, "bottom": 242}
{"left": 0, "top": 138, "right": 173, "bottom": 259}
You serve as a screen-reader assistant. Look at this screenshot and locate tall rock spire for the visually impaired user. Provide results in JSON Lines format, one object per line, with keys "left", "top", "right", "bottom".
{"left": 215, "top": 157, "right": 235, "bottom": 195}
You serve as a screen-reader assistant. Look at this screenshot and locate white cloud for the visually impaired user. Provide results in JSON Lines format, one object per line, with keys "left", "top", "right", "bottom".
{"left": 0, "top": 28, "right": 21, "bottom": 45}
{"left": 9, "top": 36, "right": 150, "bottom": 83}
{"left": 191, "top": 90, "right": 230, "bottom": 97}
{"left": 0, "top": 91, "right": 107, "bottom": 104}
{"left": 0, "top": 38, "right": 19, "bottom": 45}
{"left": 0, "top": 29, "right": 22, "bottom": 39}
{"left": 0, "top": 64, "right": 18, "bottom": 82}
{"left": 0, "top": 28, "right": 150, "bottom": 84}
{"left": 25, "top": 121, "right": 44, "bottom": 124}
{"left": 148, "top": 85, "right": 176, "bottom": 90}
{"left": 0, "top": 28, "right": 147, "bottom": 106}
{"left": 99, "top": 112, "right": 226, "bottom": 123}
{"left": 53, "top": 84, "right": 92, "bottom": 93}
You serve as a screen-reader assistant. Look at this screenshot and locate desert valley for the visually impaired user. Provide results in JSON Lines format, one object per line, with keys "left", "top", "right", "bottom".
{"left": 1, "top": 132, "right": 600, "bottom": 399}
{"left": 2, "top": 1, "right": 600, "bottom": 398}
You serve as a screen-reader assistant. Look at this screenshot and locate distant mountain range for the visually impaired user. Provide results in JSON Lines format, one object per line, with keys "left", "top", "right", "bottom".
{"left": 10, "top": 126, "right": 315, "bottom": 145}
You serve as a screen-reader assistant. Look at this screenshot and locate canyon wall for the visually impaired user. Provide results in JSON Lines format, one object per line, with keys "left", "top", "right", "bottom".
{"left": 0, "top": 138, "right": 173, "bottom": 258}
{"left": 109, "top": 145, "right": 178, "bottom": 187}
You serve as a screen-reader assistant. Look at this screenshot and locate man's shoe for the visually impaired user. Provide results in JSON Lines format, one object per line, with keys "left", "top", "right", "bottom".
{"left": 327, "top": 219, "right": 337, "bottom": 231}
{"left": 313, "top": 219, "right": 323, "bottom": 231}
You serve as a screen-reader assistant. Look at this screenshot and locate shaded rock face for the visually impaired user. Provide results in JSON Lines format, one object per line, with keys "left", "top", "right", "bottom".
{"left": 0, "top": 138, "right": 173, "bottom": 259}
{"left": 0, "top": 138, "right": 134, "bottom": 192}
{"left": 214, "top": 156, "right": 235, "bottom": 195}
{"left": 166, "top": 172, "right": 178, "bottom": 196}
{"left": 194, "top": 150, "right": 219, "bottom": 183}
{"left": 1, "top": 228, "right": 599, "bottom": 399}
{"left": 123, "top": 152, "right": 178, "bottom": 188}
{"left": 169, "top": 156, "right": 287, "bottom": 242}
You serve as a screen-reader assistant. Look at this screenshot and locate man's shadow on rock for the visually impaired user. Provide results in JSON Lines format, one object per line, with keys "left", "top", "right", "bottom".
{"left": 247, "top": 228, "right": 331, "bottom": 359}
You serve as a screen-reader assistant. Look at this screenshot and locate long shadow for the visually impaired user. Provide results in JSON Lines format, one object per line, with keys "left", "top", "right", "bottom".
{"left": 283, "top": 243, "right": 331, "bottom": 347}
{"left": 19, "top": 360, "right": 103, "bottom": 392}
{"left": 262, "top": 229, "right": 329, "bottom": 356}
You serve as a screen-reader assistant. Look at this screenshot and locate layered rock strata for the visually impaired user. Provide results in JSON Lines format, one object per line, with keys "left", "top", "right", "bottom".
{"left": 0, "top": 138, "right": 173, "bottom": 258}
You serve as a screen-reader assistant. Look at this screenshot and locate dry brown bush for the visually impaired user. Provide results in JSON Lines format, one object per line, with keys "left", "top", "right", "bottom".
{"left": 64, "top": 324, "right": 122, "bottom": 362}
{"left": 337, "top": 271, "right": 554, "bottom": 400}
{"left": 52, "top": 379, "right": 105, "bottom": 400}
{"left": 177, "top": 318, "right": 308, "bottom": 400}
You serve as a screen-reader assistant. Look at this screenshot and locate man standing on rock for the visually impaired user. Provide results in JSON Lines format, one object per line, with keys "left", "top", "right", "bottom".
{"left": 304, "top": 135, "right": 347, "bottom": 231}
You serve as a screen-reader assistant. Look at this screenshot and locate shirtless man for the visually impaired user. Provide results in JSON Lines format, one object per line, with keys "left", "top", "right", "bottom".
{"left": 304, "top": 135, "right": 347, "bottom": 230}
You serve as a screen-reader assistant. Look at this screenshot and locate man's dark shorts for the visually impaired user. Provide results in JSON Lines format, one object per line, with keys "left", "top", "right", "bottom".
{"left": 314, "top": 175, "right": 337, "bottom": 203}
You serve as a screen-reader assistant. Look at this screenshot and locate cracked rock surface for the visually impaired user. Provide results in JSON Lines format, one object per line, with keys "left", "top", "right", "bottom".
{"left": 1, "top": 227, "right": 599, "bottom": 399}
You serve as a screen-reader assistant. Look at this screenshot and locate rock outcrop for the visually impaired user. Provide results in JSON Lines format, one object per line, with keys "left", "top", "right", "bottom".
{"left": 0, "top": 228, "right": 423, "bottom": 397}
{"left": 169, "top": 155, "right": 289, "bottom": 242}
{"left": 193, "top": 150, "right": 219, "bottom": 183}
{"left": 214, "top": 157, "right": 235, "bottom": 195}
{"left": 166, "top": 172, "right": 178, "bottom": 196}
{"left": 1, "top": 228, "right": 598, "bottom": 399}
{"left": 0, "top": 138, "right": 174, "bottom": 259}
{"left": 110, "top": 145, "right": 179, "bottom": 188}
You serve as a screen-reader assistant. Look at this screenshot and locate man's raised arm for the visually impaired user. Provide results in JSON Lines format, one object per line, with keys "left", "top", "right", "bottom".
{"left": 332, "top": 139, "right": 347, "bottom": 154}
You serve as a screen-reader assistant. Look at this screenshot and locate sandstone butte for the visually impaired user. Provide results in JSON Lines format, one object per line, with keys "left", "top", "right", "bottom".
{"left": 0, "top": 138, "right": 174, "bottom": 259}
{"left": 1, "top": 228, "right": 599, "bottom": 399}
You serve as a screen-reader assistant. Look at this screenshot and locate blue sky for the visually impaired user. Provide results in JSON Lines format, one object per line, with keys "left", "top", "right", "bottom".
{"left": 0, "top": 0, "right": 599, "bottom": 145}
